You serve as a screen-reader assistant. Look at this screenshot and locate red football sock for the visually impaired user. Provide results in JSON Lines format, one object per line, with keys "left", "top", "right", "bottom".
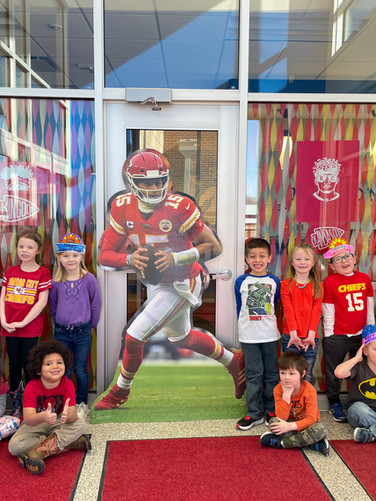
{"left": 173, "top": 329, "right": 225, "bottom": 360}
{"left": 119, "top": 333, "right": 144, "bottom": 385}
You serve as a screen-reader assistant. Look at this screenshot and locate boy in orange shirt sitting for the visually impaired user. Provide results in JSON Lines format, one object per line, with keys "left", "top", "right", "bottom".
{"left": 260, "top": 351, "right": 329, "bottom": 455}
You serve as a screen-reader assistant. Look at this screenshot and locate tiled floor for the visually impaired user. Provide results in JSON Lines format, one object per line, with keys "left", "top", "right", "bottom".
{"left": 72, "top": 411, "right": 373, "bottom": 501}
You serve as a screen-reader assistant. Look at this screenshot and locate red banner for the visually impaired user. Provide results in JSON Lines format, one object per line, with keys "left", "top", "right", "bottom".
{"left": 296, "top": 140, "right": 359, "bottom": 224}
{"left": 296, "top": 141, "right": 359, "bottom": 252}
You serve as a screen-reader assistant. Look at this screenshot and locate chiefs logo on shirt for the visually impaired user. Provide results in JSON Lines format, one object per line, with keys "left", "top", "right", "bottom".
{"left": 159, "top": 219, "right": 172, "bottom": 232}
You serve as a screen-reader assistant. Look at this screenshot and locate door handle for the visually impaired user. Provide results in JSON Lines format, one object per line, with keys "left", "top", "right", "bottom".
{"left": 209, "top": 268, "right": 232, "bottom": 281}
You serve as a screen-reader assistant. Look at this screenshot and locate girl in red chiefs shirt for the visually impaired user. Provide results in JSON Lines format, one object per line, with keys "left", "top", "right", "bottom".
{"left": 0, "top": 229, "right": 51, "bottom": 417}
{"left": 280, "top": 243, "right": 323, "bottom": 384}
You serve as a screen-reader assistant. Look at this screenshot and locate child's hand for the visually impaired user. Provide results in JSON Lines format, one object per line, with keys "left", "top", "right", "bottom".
{"left": 44, "top": 402, "right": 57, "bottom": 424}
{"left": 287, "top": 332, "right": 304, "bottom": 350}
{"left": 302, "top": 331, "right": 316, "bottom": 351}
{"left": 281, "top": 383, "right": 294, "bottom": 404}
{"left": 9, "top": 321, "right": 24, "bottom": 329}
{"left": 60, "top": 398, "right": 70, "bottom": 424}
{"left": 2, "top": 321, "right": 16, "bottom": 333}
{"left": 270, "top": 417, "right": 295, "bottom": 435}
{"left": 354, "top": 345, "right": 364, "bottom": 363}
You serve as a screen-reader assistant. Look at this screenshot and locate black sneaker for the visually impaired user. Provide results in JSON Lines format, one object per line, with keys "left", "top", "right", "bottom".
{"left": 309, "top": 439, "right": 330, "bottom": 456}
{"left": 265, "top": 412, "right": 276, "bottom": 427}
{"left": 236, "top": 415, "right": 264, "bottom": 431}
{"left": 259, "top": 432, "right": 284, "bottom": 449}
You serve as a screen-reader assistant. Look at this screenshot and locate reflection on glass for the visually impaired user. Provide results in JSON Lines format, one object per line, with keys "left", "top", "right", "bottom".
{"left": 124, "top": 129, "right": 218, "bottom": 336}
{"left": 104, "top": 1, "right": 239, "bottom": 89}
{"left": 0, "top": 97, "right": 96, "bottom": 388}
{"left": 249, "top": 2, "right": 376, "bottom": 93}
{"left": 0, "top": 55, "right": 9, "bottom": 86}
{"left": 247, "top": 102, "right": 376, "bottom": 282}
{"left": 15, "top": 64, "right": 26, "bottom": 87}
{"left": 0, "top": 2, "right": 9, "bottom": 45}
{"left": 0, "top": 1, "right": 94, "bottom": 89}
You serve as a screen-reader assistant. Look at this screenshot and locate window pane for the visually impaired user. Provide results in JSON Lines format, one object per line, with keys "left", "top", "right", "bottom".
{"left": 249, "top": 2, "right": 376, "bottom": 93}
{"left": 1, "top": 0, "right": 94, "bottom": 89}
{"left": 0, "top": 53, "right": 10, "bottom": 86}
{"left": 247, "top": 102, "right": 375, "bottom": 281}
{"left": 104, "top": 0, "right": 239, "bottom": 89}
{"left": 0, "top": 98, "right": 97, "bottom": 389}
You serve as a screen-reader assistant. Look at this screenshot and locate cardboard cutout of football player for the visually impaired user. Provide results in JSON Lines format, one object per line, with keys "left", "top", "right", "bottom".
{"left": 94, "top": 149, "right": 245, "bottom": 410}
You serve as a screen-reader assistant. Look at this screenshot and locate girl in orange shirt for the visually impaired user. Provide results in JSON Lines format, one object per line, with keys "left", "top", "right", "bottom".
{"left": 280, "top": 243, "right": 323, "bottom": 383}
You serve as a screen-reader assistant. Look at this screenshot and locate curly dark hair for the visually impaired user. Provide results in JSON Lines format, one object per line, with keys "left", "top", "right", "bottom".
{"left": 27, "top": 340, "right": 71, "bottom": 379}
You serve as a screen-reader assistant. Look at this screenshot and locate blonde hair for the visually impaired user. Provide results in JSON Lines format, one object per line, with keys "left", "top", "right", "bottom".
{"left": 53, "top": 253, "right": 88, "bottom": 283}
{"left": 286, "top": 243, "right": 322, "bottom": 299}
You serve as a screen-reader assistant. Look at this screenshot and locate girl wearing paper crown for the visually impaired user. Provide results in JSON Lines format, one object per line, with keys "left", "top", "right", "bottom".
{"left": 49, "top": 233, "right": 101, "bottom": 411}
{"left": 322, "top": 238, "right": 375, "bottom": 423}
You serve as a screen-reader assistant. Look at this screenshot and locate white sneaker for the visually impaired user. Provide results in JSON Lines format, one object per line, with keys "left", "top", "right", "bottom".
{"left": 76, "top": 402, "right": 89, "bottom": 419}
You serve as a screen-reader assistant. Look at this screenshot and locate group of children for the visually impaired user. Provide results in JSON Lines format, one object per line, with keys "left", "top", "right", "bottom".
{"left": 2, "top": 229, "right": 376, "bottom": 471}
{"left": 0, "top": 229, "right": 101, "bottom": 474}
{"left": 236, "top": 237, "right": 376, "bottom": 456}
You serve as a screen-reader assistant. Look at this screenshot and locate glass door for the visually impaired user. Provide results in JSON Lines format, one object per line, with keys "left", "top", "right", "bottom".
{"left": 101, "top": 102, "right": 240, "bottom": 387}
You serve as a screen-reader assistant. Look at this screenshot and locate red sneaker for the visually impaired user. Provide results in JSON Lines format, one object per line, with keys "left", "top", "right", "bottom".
{"left": 94, "top": 384, "right": 130, "bottom": 410}
{"left": 227, "top": 351, "right": 246, "bottom": 399}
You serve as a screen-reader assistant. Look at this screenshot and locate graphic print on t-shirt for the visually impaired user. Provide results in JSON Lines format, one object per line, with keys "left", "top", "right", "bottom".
{"left": 246, "top": 282, "right": 272, "bottom": 317}
{"left": 358, "top": 377, "right": 376, "bottom": 400}
{"left": 36, "top": 394, "right": 64, "bottom": 414}
{"left": 4, "top": 276, "right": 39, "bottom": 305}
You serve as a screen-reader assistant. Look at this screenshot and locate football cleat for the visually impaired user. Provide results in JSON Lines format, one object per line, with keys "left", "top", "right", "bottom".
{"left": 94, "top": 384, "right": 130, "bottom": 410}
{"left": 227, "top": 351, "right": 246, "bottom": 399}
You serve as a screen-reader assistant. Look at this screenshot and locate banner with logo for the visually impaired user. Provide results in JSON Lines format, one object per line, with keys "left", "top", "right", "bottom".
{"left": 296, "top": 140, "right": 359, "bottom": 252}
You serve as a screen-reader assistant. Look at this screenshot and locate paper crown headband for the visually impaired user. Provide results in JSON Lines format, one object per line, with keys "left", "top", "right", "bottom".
{"left": 323, "top": 238, "right": 354, "bottom": 260}
{"left": 56, "top": 233, "right": 86, "bottom": 255}
{"left": 362, "top": 325, "right": 376, "bottom": 346}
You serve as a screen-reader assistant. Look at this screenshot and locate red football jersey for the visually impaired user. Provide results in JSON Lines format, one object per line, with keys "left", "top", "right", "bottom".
{"left": 323, "top": 271, "right": 374, "bottom": 335}
{"left": 100, "top": 192, "right": 205, "bottom": 282}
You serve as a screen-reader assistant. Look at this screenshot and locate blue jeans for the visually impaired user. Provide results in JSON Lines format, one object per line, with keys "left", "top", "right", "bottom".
{"left": 346, "top": 401, "right": 376, "bottom": 437}
{"left": 54, "top": 321, "right": 92, "bottom": 404}
{"left": 281, "top": 334, "right": 318, "bottom": 384}
{"left": 241, "top": 341, "right": 279, "bottom": 420}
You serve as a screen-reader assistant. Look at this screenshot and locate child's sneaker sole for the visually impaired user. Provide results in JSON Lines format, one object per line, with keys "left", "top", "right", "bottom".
{"left": 236, "top": 417, "right": 264, "bottom": 431}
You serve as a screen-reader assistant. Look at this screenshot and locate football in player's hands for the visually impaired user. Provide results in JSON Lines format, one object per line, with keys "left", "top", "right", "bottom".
{"left": 139, "top": 245, "right": 162, "bottom": 285}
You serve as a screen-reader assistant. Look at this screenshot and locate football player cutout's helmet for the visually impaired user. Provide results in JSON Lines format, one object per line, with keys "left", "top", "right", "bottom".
{"left": 123, "top": 149, "right": 170, "bottom": 205}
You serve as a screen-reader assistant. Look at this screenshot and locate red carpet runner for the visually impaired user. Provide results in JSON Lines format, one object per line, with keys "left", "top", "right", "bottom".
{"left": 99, "top": 436, "right": 331, "bottom": 501}
{"left": 0, "top": 440, "right": 85, "bottom": 501}
{"left": 331, "top": 439, "right": 376, "bottom": 499}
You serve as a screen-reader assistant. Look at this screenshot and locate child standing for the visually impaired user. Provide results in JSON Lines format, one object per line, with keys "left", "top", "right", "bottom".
{"left": 0, "top": 229, "right": 51, "bottom": 417}
{"left": 260, "top": 351, "right": 329, "bottom": 455}
{"left": 8, "top": 340, "right": 90, "bottom": 474}
{"left": 334, "top": 324, "right": 376, "bottom": 443}
{"left": 234, "top": 238, "right": 280, "bottom": 430}
{"left": 280, "top": 243, "right": 323, "bottom": 384}
{"left": 49, "top": 233, "right": 101, "bottom": 407}
{"left": 322, "top": 238, "right": 374, "bottom": 422}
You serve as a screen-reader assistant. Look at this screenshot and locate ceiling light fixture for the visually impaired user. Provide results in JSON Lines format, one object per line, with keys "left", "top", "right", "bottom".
{"left": 48, "top": 24, "right": 62, "bottom": 31}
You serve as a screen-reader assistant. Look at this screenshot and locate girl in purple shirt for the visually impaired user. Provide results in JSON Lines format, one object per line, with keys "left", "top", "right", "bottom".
{"left": 49, "top": 233, "right": 101, "bottom": 407}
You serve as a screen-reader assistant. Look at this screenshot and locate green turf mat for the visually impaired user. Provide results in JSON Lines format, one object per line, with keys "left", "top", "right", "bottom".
{"left": 91, "top": 363, "right": 247, "bottom": 424}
